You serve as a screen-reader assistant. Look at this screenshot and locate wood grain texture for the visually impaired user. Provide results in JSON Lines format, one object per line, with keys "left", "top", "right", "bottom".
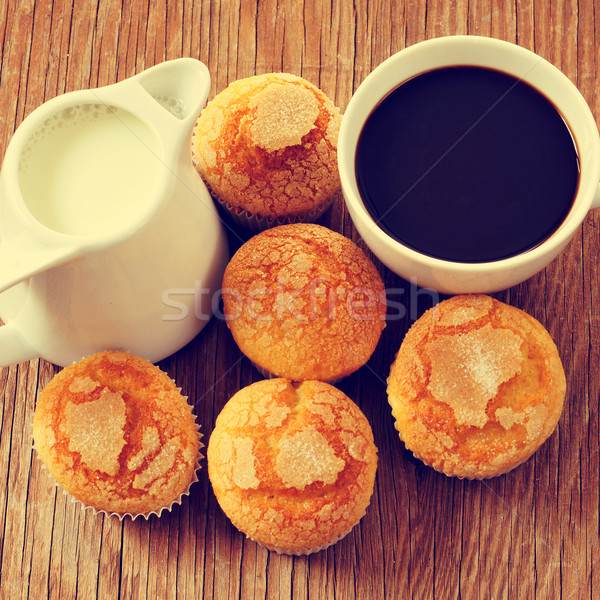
{"left": 1, "top": 1, "right": 598, "bottom": 598}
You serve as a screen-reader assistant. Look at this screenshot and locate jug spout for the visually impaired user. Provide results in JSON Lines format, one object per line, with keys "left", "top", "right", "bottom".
{"left": 136, "top": 58, "right": 211, "bottom": 123}
{"left": 93, "top": 58, "right": 211, "bottom": 161}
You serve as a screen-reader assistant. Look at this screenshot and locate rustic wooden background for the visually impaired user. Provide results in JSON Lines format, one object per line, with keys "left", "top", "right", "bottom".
{"left": 1, "top": 1, "right": 599, "bottom": 598}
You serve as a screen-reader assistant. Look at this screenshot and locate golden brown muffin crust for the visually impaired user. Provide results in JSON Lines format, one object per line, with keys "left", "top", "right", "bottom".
{"left": 192, "top": 73, "right": 341, "bottom": 218}
{"left": 387, "top": 295, "right": 566, "bottom": 479}
{"left": 222, "top": 223, "right": 386, "bottom": 381}
{"left": 207, "top": 379, "right": 378, "bottom": 553}
{"left": 33, "top": 351, "right": 200, "bottom": 516}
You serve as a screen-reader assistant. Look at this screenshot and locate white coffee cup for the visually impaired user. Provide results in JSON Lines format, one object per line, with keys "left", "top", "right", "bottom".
{"left": 338, "top": 36, "right": 600, "bottom": 294}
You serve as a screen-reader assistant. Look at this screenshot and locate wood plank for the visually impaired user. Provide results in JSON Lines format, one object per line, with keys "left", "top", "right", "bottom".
{"left": 577, "top": 3, "right": 600, "bottom": 596}
{"left": 0, "top": 0, "right": 599, "bottom": 597}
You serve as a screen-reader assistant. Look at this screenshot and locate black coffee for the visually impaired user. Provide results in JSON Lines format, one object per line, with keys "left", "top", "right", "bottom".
{"left": 355, "top": 66, "right": 579, "bottom": 263}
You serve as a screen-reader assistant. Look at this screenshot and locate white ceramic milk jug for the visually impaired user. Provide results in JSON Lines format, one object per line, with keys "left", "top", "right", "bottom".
{"left": 0, "top": 58, "right": 228, "bottom": 367}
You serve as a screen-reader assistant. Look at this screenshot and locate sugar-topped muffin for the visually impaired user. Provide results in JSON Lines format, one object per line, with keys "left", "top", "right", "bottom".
{"left": 32, "top": 351, "right": 201, "bottom": 517}
{"left": 387, "top": 295, "right": 566, "bottom": 479}
{"left": 222, "top": 223, "right": 386, "bottom": 382}
{"left": 192, "top": 73, "right": 341, "bottom": 230}
{"left": 207, "top": 378, "right": 378, "bottom": 554}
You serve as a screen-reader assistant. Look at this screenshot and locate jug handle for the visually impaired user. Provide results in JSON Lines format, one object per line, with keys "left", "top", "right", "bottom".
{"left": 0, "top": 232, "right": 82, "bottom": 295}
{"left": 0, "top": 232, "right": 83, "bottom": 366}
{"left": 0, "top": 321, "right": 38, "bottom": 367}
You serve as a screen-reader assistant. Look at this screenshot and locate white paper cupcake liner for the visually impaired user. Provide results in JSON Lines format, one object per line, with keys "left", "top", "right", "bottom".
{"left": 214, "top": 192, "right": 336, "bottom": 233}
{"left": 407, "top": 442, "right": 535, "bottom": 481}
{"left": 252, "top": 526, "right": 354, "bottom": 556}
{"left": 250, "top": 360, "right": 343, "bottom": 385}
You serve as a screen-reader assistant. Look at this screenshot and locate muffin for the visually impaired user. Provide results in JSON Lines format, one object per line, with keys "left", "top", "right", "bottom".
{"left": 222, "top": 223, "right": 386, "bottom": 382}
{"left": 207, "top": 378, "right": 378, "bottom": 554}
{"left": 32, "top": 351, "right": 201, "bottom": 518}
{"left": 387, "top": 295, "right": 566, "bottom": 479}
{"left": 192, "top": 73, "right": 341, "bottom": 230}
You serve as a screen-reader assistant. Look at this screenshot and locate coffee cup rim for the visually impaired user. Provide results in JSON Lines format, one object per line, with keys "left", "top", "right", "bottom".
{"left": 339, "top": 35, "right": 600, "bottom": 274}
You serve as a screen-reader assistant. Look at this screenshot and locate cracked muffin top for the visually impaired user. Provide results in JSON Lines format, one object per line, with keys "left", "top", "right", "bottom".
{"left": 222, "top": 223, "right": 386, "bottom": 382}
{"left": 207, "top": 378, "right": 377, "bottom": 554}
{"left": 387, "top": 294, "right": 566, "bottom": 479}
{"left": 32, "top": 351, "right": 200, "bottom": 517}
{"left": 192, "top": 73, "right": 341, "bottom": 220}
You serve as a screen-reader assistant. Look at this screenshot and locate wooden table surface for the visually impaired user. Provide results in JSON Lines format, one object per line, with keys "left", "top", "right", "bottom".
{"left": 1, "top": 1, "right": 599, "bottom": 598}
